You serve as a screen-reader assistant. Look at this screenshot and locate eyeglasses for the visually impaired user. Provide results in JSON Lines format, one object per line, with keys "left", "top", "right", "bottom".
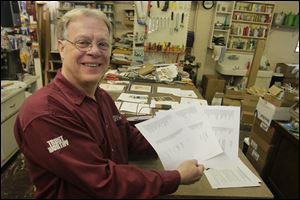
{"left": 64, "top": 39, "right": 111, "bottom": 52}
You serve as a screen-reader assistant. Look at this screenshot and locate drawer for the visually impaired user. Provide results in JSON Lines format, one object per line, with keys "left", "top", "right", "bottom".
{"left": 1, "top": 112, "right": 19, "bottom": 167}
{"left": 1, "top": 90, "right": 25, "bottom": 123}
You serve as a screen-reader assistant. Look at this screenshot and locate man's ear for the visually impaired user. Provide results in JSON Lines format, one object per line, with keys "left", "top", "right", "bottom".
{"left": 57, "top": 40, "right": 64, "bottom": 60}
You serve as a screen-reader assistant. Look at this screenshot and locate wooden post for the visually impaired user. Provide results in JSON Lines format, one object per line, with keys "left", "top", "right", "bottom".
{"left": 246, "top": 39, "right": 266, "bottom": 88}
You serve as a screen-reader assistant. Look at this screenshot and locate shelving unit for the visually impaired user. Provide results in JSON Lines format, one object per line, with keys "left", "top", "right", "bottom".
{"left": 208, "top": 1, "right": 235, "bottom": 49}
{"left": 58, "top": 1, "right": 96, "bottom": 18}
{"left": 228, "top": 1, "right": 275, "bottom": 52}
{"left": 95, "top": 2, "right": 114, "bottom": 26}
{"left": 45, "top": 51, "right": 61, "bottom": 84}
{"left": 124, "top": 9, "right": 134, "bottom": 27}
{"left": 57, "top": 1, "right": 115, "bottom": 36}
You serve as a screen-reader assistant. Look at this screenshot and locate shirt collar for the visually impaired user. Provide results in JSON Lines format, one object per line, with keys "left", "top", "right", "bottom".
{"left": 53, "top": 71, "right": 100, "bottom": 105}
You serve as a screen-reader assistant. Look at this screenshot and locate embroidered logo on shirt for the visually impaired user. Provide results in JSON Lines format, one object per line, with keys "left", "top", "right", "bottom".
{"left": 47, "top": 136, "right": 69, "bottom": 153}
{"left": 112, "top": 115, "right": 122, "bottom": 122}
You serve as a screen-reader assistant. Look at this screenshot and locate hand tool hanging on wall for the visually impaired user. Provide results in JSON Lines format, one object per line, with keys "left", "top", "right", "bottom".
{"left": 145, "top": 1, "right": 152, "bottom": 35}
{"left": 180, "top": 13, "right": 184, "bottom": 28}
{"left": 170, "top": 11, "right": 174, "bottom": 34}
{"left": 174, "top": 12, "right": 179, "bottom": 32}
{"left": 134, "top": 1, "right": 146, "bottom": 25}
{"left": 161, "top": 1, "right": 169, "bottom": 11}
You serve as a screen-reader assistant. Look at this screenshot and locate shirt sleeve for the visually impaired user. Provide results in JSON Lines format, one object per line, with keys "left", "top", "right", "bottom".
{"left": 15, "top": 114, "right": 180, "bottom": 198}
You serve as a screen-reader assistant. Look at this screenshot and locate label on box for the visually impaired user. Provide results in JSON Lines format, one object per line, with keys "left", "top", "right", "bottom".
{"left": 257, "top": 112, "right": 271, "bottom": 126}
{"left": 260, "top": 121, "right": 269, "bottom": 132}
{"left": 251, "top": 149, "right": 260, "bottom": 161}
{"left": 250, "top": 139, "right": 258, "bottom": 150}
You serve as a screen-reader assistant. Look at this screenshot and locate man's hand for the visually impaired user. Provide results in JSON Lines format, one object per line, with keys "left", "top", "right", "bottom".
{"left": 176, "top": 159, "right": 205, "bottom": 185}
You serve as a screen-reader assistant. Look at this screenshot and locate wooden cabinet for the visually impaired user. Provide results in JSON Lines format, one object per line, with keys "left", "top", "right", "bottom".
{"left": 265, "top": 122, "right": 299, "bottom": 198}
{"left": 124, "top": 9, "right": 134, "bottom": 27}
{"left": 228, "top": 1, "right": 275, "bottom": 52}
{"left": 1, "top": 89, "right": 26, "bottom": 167}
{"left": 45, "top": 51, "right": 61, "bottom": 84}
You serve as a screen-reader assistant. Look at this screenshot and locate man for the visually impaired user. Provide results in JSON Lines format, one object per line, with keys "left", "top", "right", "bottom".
{"left": 14, "top": 8, "right": 205, "bottom": 198}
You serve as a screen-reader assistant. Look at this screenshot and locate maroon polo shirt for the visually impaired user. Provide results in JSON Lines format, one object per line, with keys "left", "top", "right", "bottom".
{"left": 14, "top": 71, "right": 180, "bottom": 198}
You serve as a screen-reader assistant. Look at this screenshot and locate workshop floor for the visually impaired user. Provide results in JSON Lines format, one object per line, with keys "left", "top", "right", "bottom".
{"left": 1, "top": 129, "right": 251, "bottom": 199}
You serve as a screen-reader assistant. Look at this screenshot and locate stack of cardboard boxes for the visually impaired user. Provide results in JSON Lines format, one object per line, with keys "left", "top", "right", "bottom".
{"left": 221, "top": 88, "right": 260, "bottom": 126}
{"left": 246, "top": 118, "right": 278, "bottom": 177}
{"left": 246, "top": 85, "right": 296, "bottom": 177}
{"left": 240, "top": 94, "right": 259, "bottom": 125}
{"left": 201, "top": 75, "right": 225, "bottom": 104}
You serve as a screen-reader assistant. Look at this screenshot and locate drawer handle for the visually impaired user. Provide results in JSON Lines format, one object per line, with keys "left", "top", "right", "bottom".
{"left": 9, "top": 104, "right": 16, "bottom": 108}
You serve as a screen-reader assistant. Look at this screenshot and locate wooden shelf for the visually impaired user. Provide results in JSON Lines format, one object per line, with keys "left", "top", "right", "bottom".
{"left": 234, "top": 10, "right": 273, "bottom": 15}
{"left": 241, "top": 1, "right": 275, "bottom": 6}
{"left": 272, "top": 25, "right": 299, "bottom": 30}
{"left": 208, "top": 1, "right": 235, "bottom": 48}
{"left": 232, "top": 20, "right": 271, "bottom": 25}
{"left": 230, "top": 35, "right": 267, "bottom": 39}
{"left": 216, "top": 11, "right": 232, "bottom": 15}
{"left": 214, "top": 29, "right": 230, "bottom": 32}
{"left": 227, "top": 48, "right": 254, "bottom": 52}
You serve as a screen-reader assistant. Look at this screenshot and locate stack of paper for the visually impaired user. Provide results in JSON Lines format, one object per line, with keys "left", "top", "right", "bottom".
{"left": 135, "top": 104, "right": 261, "bottom": 189}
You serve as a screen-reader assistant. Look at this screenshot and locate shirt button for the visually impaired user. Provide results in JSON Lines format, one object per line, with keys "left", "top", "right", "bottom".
{"left": 111, "top": 148, "right": 114, "bottom": 152}
{"left": 106, "top": 124, "right": 109, "bottom": 129}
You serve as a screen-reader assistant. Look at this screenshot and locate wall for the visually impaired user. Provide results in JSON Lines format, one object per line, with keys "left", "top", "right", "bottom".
{"left": 264, "top": 1, "right": 299, "bottom": 68}
{"left": 191, "top": 1, "right": 299, "bottom": 83}
{"left": 189, "top": 1, "right": 215, "bottom": 84}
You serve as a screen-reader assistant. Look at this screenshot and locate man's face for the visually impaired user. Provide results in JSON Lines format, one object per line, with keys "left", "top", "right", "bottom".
{"left": 58, "top": 16, "right": 110, "bottom": 87}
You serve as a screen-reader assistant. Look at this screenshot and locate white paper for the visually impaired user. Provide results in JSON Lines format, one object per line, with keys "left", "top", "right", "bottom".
{"left": 130, "top": 84, "right": 152, "bottom": 93}
{"left": 136, "top": 104, "right": 260, "bottom": 189}
{"left": 136, "top": 104, "right": 224, "bottom": 169}
{"left": 156, "top": 64, "right": 178, "bottom": 81}
{"left": 120, "top": 102, "right": 151, "bottom": 115}
{"left": 114, "top": 101, "right": 122, "bottom": 110}
{"left": 157, "top": 87, "right": 181, "bottom": 96}
{"left": 180, "top": 97, "right": 208, "bottom": 105}
{"left": 157, "top": 87, "right": 197, "bottom": 98}
{"left": 136, "top": 113, "right": 199, "bottom": 170}
{"left": 100, "top": 83, "right": 126, "bottom": 92}
{"left": 204, "top": 159, "right": 261, "bottom": 189}
{"left": 169, "top": 104, "right": 223, "bottom": 162}
{"left": 179, "top": 90, "right": 198, "bottom": 98}
{"left": 200, "top": 106, "right": 240, "bottom": 161}
{"left": 117, "top": 93, "right": 148, "bottom": 103}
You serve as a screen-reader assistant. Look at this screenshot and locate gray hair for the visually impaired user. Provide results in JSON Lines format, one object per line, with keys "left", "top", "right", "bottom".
{"left": 56, "top": 8, "right": 112, "bottom": 40}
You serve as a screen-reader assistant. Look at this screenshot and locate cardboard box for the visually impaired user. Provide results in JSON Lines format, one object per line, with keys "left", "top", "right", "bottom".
{"left": 223, "top": 98, "right": 241, "bottom": 107}
{"left": 224, "top": 89, "right": 245, "bottom": 100}
{"left": 251, "top": 117, "right": 279, "bottom": 144}
{"left": 244, "top": 93, "right": 259, "bottom": 103}
{"left": 241, "top": 111, "right": 255, "bottom": 124}
{"left": 211, "top": 92, "right": 224, "bottom": 106}
{"left": 202, "top": 75, "right": 225, "bottom": 104}
{"left": 241, "top": 100, "right": 257, "bottom": 112}
{"left": 256, "top": 97, "right": 291, "bottom": 125}
{"left": 264, "top": 93, "right": 295, "bottom": 107}
{"left": 275, "top": 63, "right": 299, "bottom": 78}
{"left": 283, "top": 77, "right": 299, "bottom": 87}
{"left": 246, "top": 132, "right": 274, "bottom": 175}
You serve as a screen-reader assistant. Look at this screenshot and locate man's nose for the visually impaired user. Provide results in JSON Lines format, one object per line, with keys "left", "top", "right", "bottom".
{"left": 87, "top": 44, "right": 102, "bottom": 55}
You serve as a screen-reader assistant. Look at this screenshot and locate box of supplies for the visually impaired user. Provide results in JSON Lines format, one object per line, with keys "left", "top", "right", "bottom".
{"left": 251, "top": 117, "right": 279, "bottom": 145}
{"left": 256, "top": 97, "right": 291, "bottom": 126}
{"left": 246, "top": 132, "right": 274, "bottom": 175}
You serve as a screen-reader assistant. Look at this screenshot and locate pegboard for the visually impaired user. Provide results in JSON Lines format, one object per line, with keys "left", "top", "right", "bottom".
{"left": 133, "top": 1, "right": 192, "bottom": 63}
